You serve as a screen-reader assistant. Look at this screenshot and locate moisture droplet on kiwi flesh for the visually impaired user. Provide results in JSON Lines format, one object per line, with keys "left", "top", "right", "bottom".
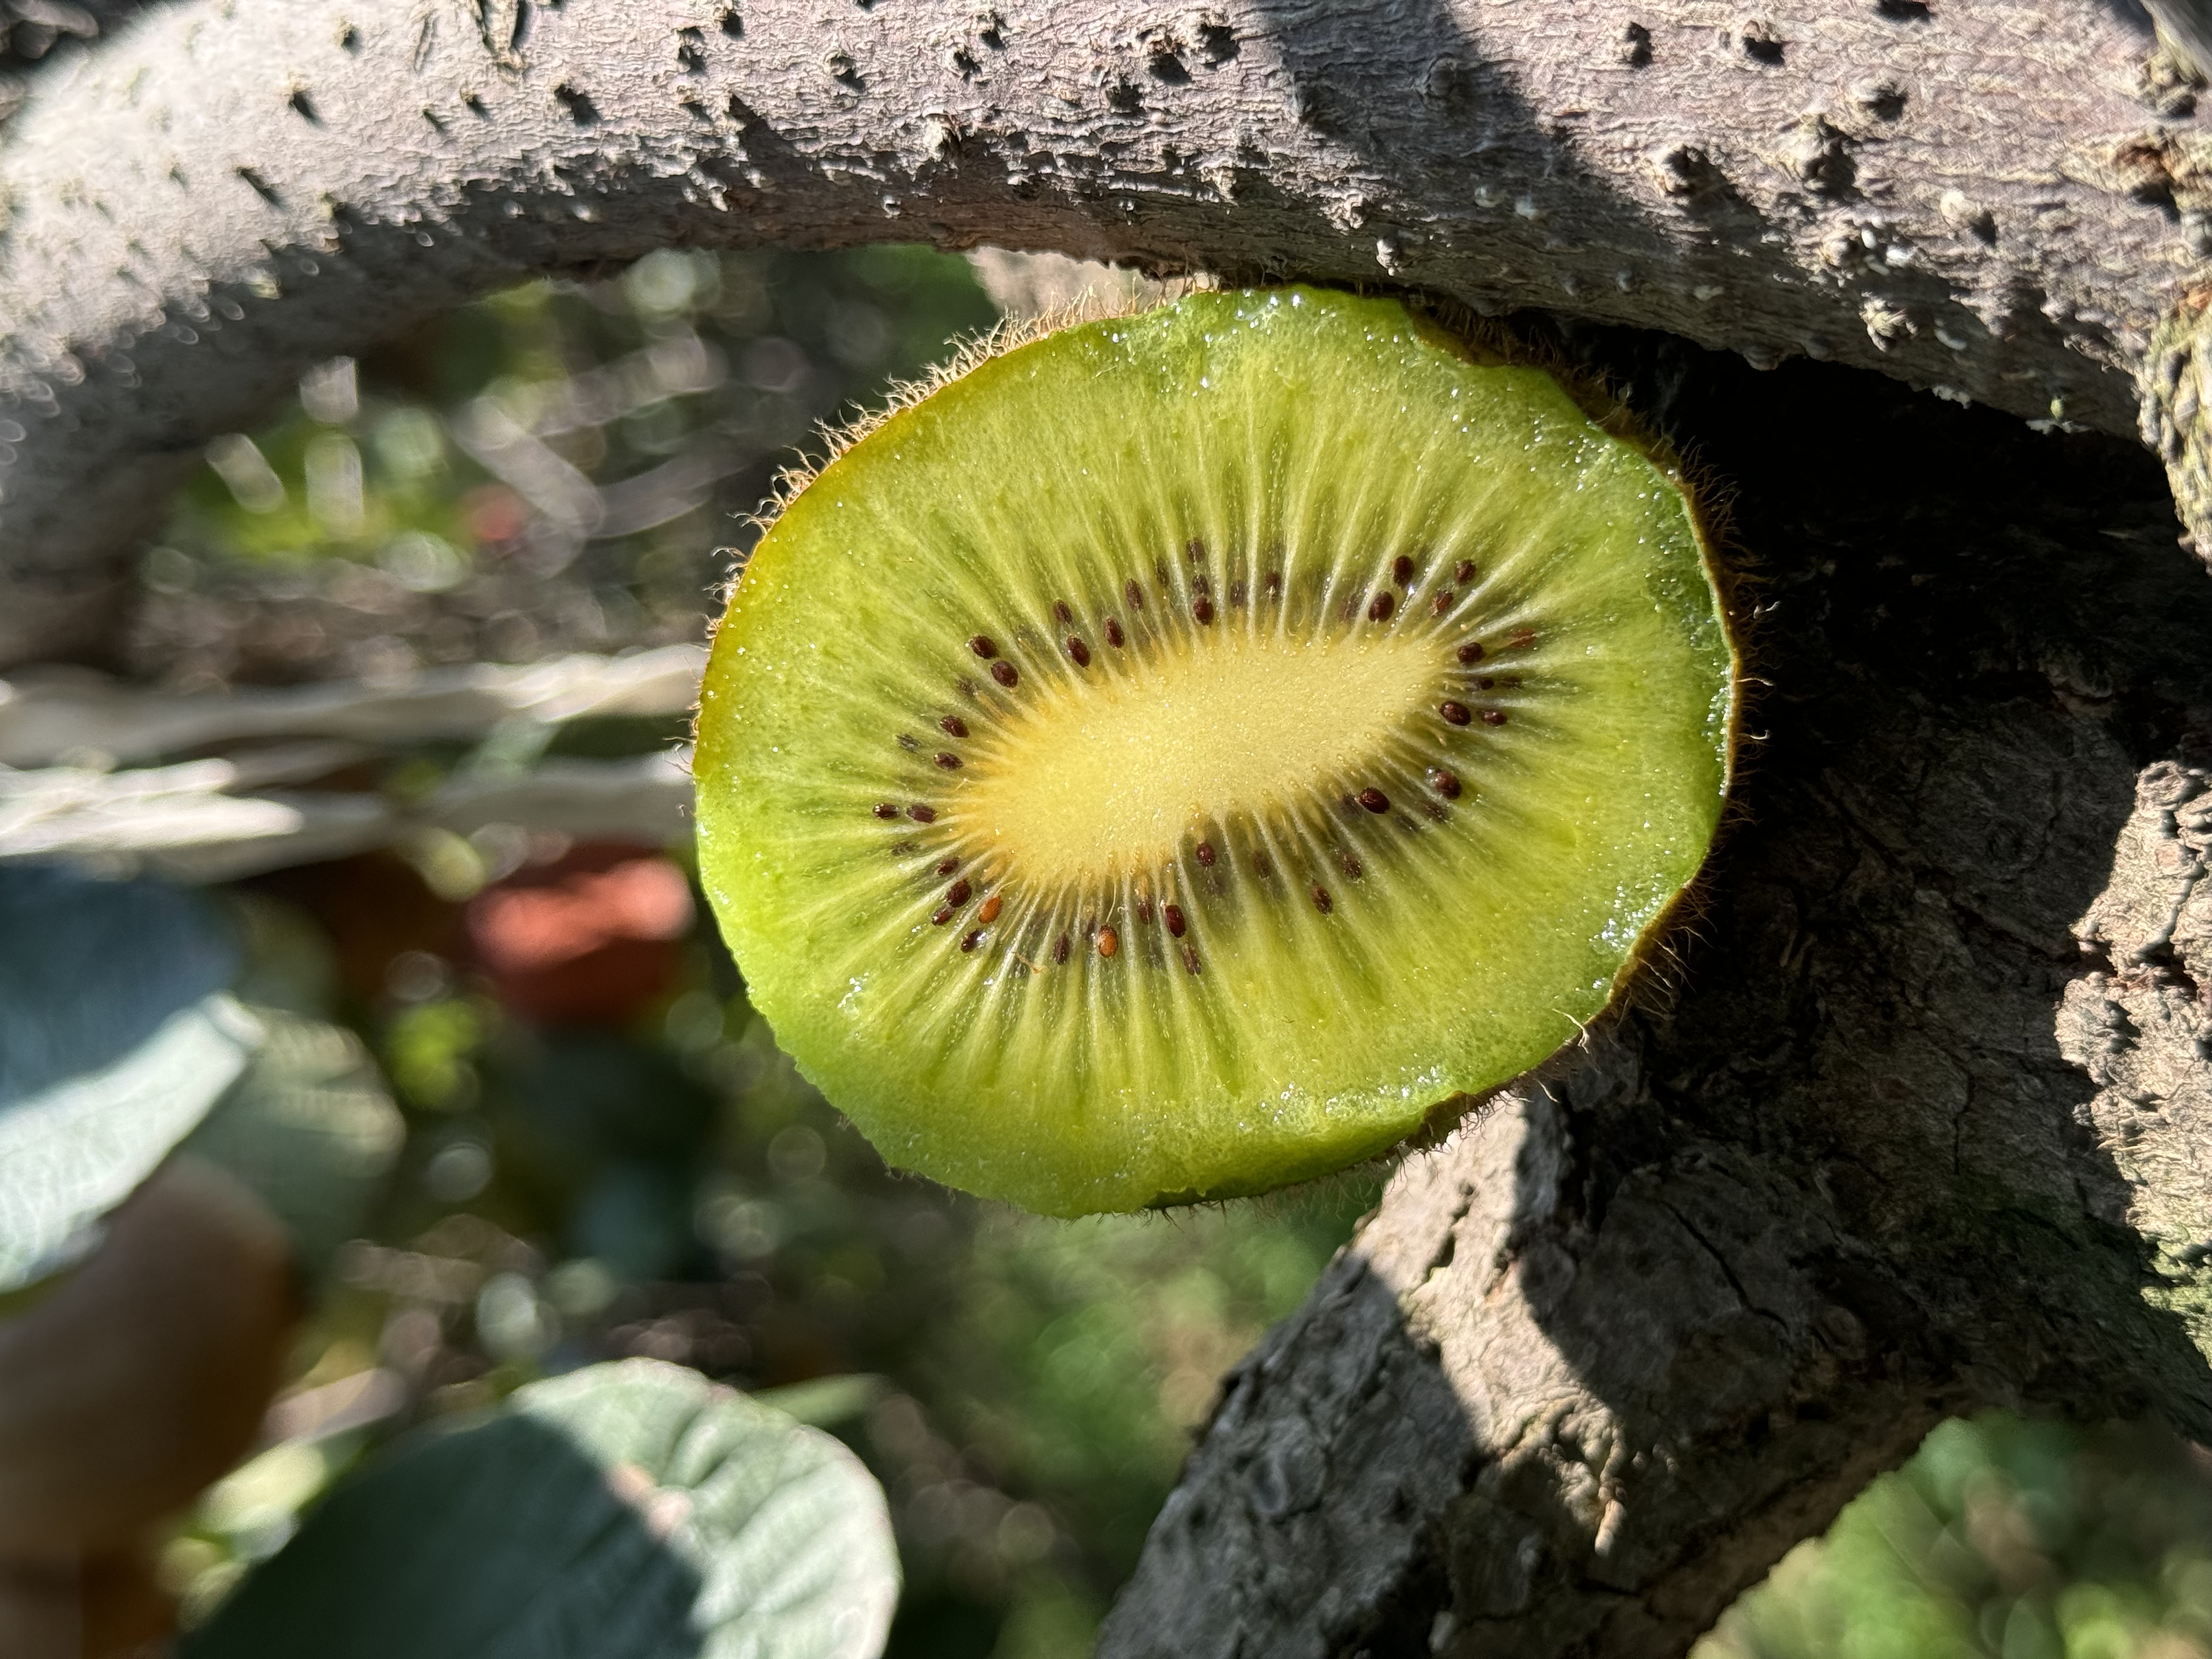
{"left": 696, "top": 286, "right": 1737, "bottom": 1218}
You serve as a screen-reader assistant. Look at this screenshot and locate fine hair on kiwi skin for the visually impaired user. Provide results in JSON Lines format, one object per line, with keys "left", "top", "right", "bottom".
{"left": 714, "top": 274, "right": 1224, "bottom": 600}
{"left": 697, "top": 278, "right": 1751, "bottom": 1216}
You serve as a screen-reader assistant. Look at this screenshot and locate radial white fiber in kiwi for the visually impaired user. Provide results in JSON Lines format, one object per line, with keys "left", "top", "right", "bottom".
{"left": 696, "top": 286, "right": 1736, "bottom": 1217}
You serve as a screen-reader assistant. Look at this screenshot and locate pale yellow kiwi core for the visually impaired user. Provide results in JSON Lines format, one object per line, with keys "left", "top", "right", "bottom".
{"left": 945, "top": 628, "right": 1437, "bottom": 887}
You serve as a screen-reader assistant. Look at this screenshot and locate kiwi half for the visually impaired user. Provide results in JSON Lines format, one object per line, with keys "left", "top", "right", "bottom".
{"left": 695, "top": 286, "right": 1736, "bottom": 1217}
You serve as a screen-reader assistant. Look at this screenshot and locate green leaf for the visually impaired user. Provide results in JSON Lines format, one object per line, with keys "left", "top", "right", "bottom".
{"left": 0, "top": 866, "right": 255, "bottom": 1293}
{"left": 184, "top": 1359, "right": 901, "bottom": 1659}
{"left": 179, "top": 1006, "right": 405, "bottom": 1279}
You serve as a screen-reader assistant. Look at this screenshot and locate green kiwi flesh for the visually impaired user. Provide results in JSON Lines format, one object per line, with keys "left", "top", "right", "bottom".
{"left": 695, "top": 286, "right": 1736, "bottom": 1217}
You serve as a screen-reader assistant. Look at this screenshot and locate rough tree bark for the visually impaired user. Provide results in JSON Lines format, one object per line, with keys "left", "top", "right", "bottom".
{"left": 9, "top": 3, "right": 2212, "bottom": 1655}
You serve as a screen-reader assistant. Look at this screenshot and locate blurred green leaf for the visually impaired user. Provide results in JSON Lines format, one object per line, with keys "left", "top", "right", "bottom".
{"left": 184, "top": 1358, "right": 900, "bottom": 1659}
{"left": 1701, "top": 1414, "right": 2212, "bottom": 1659}
{"left": 753, "top": 1374, "right": 888, "bottom": 1429}
{"left": 0, "top": 865, "right": 255, "bottom": 1293}
{"left": 181, "top": 1006, "right": 407, "bottom": 1278}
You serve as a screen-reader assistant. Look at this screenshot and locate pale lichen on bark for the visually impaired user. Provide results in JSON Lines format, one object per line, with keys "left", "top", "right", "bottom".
{"left": 2061, "top": 759, "right": 2212, "bottom": 1351}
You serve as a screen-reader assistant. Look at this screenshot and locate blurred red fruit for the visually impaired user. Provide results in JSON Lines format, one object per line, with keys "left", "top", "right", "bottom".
{"left": 468, "top": 843, "right": 693, "bottom": 1025}
{"left": 460, "top": 483, "right": 529, "bottom": 547}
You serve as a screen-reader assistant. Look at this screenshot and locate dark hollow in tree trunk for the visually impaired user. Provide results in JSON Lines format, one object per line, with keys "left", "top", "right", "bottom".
{"left": 1101, "top": 321, "right": 2212, "bottom": 1659}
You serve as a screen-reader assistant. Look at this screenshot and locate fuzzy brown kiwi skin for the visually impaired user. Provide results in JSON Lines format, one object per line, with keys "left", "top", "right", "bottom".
{"left": 703, "top": 280, "right": 1756, "bottom": 1212}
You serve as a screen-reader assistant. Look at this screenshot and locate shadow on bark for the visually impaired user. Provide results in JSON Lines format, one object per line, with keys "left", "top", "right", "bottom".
{"left": 1101, "top": 321, "right": 2212, "bottom": 1658}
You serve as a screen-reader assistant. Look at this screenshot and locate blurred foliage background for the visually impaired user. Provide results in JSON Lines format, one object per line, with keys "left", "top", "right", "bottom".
{"left": 1701, "top": 1417, "right": 2212, "bottom": 1659}
{"left": 131, "top": 242, "right": 2212, "bottom": 1658}
{"left": 131, "top": 241, "right": 1375, "bottom": 1657}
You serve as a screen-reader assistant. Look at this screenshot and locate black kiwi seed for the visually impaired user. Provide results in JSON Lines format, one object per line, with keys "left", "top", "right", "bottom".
{"left": 1392, "top": 554, "right": 1415, "bottom": 586}
{"left": 1105, "top": 617, "right": 1126, "bottom": 647}
{"left": 1358, "top": 787, "right": 1389, "bottom": 813}
{"left": 1053, "top": 932, "right": 1071, "bottom": 964}
{"left": 961, "top": 929, "right": 984, "bottom": 952}
{"left": 1252, "top": 849, "right": 1273, "bottom": 877}
{"left": 968, "top": 635, "right": 998, "bottom": 659}
{"left": 1454, "top": 558, "right": 1476, "bottom": 583}
{"left": 873, "top": 802, "right": 900, "bottom": 819}
{"left": 1429, "top": 768, "right": 1462, "bottom": 799}
{"left": 935, "top": 752, "right": 962, "bottom": 769}
{"left": 1066, "top": 635, "right": 1091, "bottom": 666}
{"left": 1265, "top": 570, "right": 1283, "bottom": 597}
{"left": 1195, "top": 841, "right": 1216, "bottom": 867}
{"left": 1368, "top": 591, "right": 1393, "bottom": 623}
{"left": 932, "top": 905, "right": 956, "bottom": 926}
{"left": 1340, "top": 851, "right": 1363, "bottom": 878}
{"left": 1440, "top": 701, "right": 1472, "bottom": 726}
{"left": 909, "top": 804, "right": 936, "bottom": 823}
{"left": 1193, "top": 594, "right": 1215, "bottom": 624}
{"left": 1186, "top": 537, "right": 1206, "bottom": 561}
{"left": 1311, "top": 884, "right": 1333, "bottom": 915}
{"left": 1432, "top": 591, "right": 1455, "bottom": 616}
{"left": 1164, "top": 902, "right": 1187, "bottom": 937}
{"left": 1457, "top": 641, "right": 1486, "bottom": 664}
{"left": 1483, "top": 709, "right": 1510, "bottom": 726}
{"left": 940, "top": 715, "right": 968, "bottom": 737}
{"left": 1125, "top": 578, "right": 1144, "bottom": 611}
{"left": 1479, "top": 676, "right": 1496, "bottom": 690}
{"left": 991, "top": 661, "right": 1019, "bottom": 687}
{"left": 936, "top": 856, "right": 961, "bottom": 874}
{"left": 1054, "top": 600, "right": 1073, "bottom": 623}
{"left": 945, "top": 879, "right": 972, "bottom": 906}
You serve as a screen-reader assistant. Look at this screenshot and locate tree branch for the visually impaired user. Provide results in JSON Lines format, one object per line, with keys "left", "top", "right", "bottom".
{"left": 0, "top": 646, "right": 704, "bottom": 878}
{"left": 2, "top": 0, "right": 2206, "bottom": 663}
{"left": 1102, "top": 1086, "right": 1959, "bottom": 1659}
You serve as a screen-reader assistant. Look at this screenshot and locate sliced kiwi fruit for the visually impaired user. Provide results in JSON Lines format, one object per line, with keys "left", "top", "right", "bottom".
{"left": 695, "top": 285, "right": 1737, "bottom": 1217}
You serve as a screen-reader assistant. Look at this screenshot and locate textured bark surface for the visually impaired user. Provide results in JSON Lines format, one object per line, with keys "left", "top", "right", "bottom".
{"left": 2, "top": 0, "right": 2210, "bottom": 662}
{"left": 13, "top": 6, "right": 2212, "bottom": 1655}
{"left": 1102, "top": 325, "right": 2212, "bottom": 1658}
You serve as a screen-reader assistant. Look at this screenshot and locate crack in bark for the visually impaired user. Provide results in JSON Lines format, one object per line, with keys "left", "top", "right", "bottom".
{"left": 1657, "top": 1198, "right": 1792, "bottom": 1335}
